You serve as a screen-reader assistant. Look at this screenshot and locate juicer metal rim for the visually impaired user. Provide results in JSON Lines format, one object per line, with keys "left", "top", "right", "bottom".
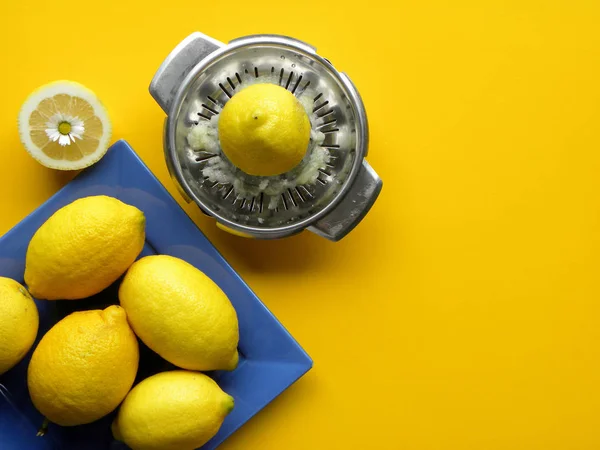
{"left": 164, "top": 34, "right": 369, "bottom": 238}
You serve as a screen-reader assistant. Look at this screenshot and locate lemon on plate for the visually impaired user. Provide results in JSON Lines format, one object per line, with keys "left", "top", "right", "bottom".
{"left": 218, "top": 83, "right": 311, "bottom": 176}
{"left": 119, "top": 255, "right": 239, "bottom": 371}
{"left": 112, "top": 370, "right": 234, "bottom": 450}
{"left": 18, "top": 80, "right": 112, "bottom": 170}
{"left": 0, "top": 277, "right": 39, "bottom": 375}
{"left": 27, "top": 305, "right": 139, "bottom": 426}
{"left": 25, "top": 195, "right": 145, "bottom": 300}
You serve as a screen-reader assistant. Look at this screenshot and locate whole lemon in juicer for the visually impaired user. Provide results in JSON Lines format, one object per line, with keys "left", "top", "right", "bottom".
{"left": 218, "top": 83, "right": 311, "bottom": 176}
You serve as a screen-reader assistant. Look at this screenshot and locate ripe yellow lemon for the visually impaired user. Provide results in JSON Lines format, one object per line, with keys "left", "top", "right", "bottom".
{"left": 27, "top": 305, "right": 139, "bottom": 426}
{"left": 0, "top": 277, "right": 38, "bottom": 375}
{"left": 112, "top": 371, "right": 234, "bottom": 450}
{"left": 218, "top": 83, "right": 311, "bottom": 176}
{"left": 25, "top": 195, "right": 145, "bottom": 300}
{"left": 18, "top": 80, "right": 112, "bottom": 170}
{"left": 119, "top": 255, "right": 239, "bottom": 371}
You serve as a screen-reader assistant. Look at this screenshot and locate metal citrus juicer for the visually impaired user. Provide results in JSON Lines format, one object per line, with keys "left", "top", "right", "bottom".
{"left": 149, "top": 32, "right": 382, "bottom": 241}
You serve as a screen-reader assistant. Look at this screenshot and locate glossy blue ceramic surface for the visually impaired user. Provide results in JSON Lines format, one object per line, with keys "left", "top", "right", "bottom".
{"left": 0, "top": 140, "right": 312, "bottom": 450}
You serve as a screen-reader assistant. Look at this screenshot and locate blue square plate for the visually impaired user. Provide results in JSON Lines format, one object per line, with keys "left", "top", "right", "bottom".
{"left": 0, "top": 140, "right": 312, "bottom": 450}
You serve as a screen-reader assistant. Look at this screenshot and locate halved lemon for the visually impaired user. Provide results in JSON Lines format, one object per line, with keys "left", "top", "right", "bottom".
{"left": 218, "top": 83, "right": 311, "bottom": 176}
{"left": 18, "top": 81, "right": 112, "bottom": 170}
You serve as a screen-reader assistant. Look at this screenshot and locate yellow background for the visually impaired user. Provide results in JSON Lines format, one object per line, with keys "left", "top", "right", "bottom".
{"left": 2, "top": 1, "right": 600, "bottom": 449}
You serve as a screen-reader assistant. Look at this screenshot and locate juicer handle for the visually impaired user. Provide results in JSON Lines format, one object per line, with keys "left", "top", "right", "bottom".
{"left": 308, "top": 160, "right": 382, "bottom": 242}
{"left": 150, "top": 32, "right": 224, "bottom": 114}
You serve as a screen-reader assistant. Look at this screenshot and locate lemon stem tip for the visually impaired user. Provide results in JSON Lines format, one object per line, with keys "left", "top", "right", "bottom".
{"left": 36, "top": 418, "right": 49, "bottom": 437}
{"left": 224, "top": 395, "right": 235, "bottom": 414}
